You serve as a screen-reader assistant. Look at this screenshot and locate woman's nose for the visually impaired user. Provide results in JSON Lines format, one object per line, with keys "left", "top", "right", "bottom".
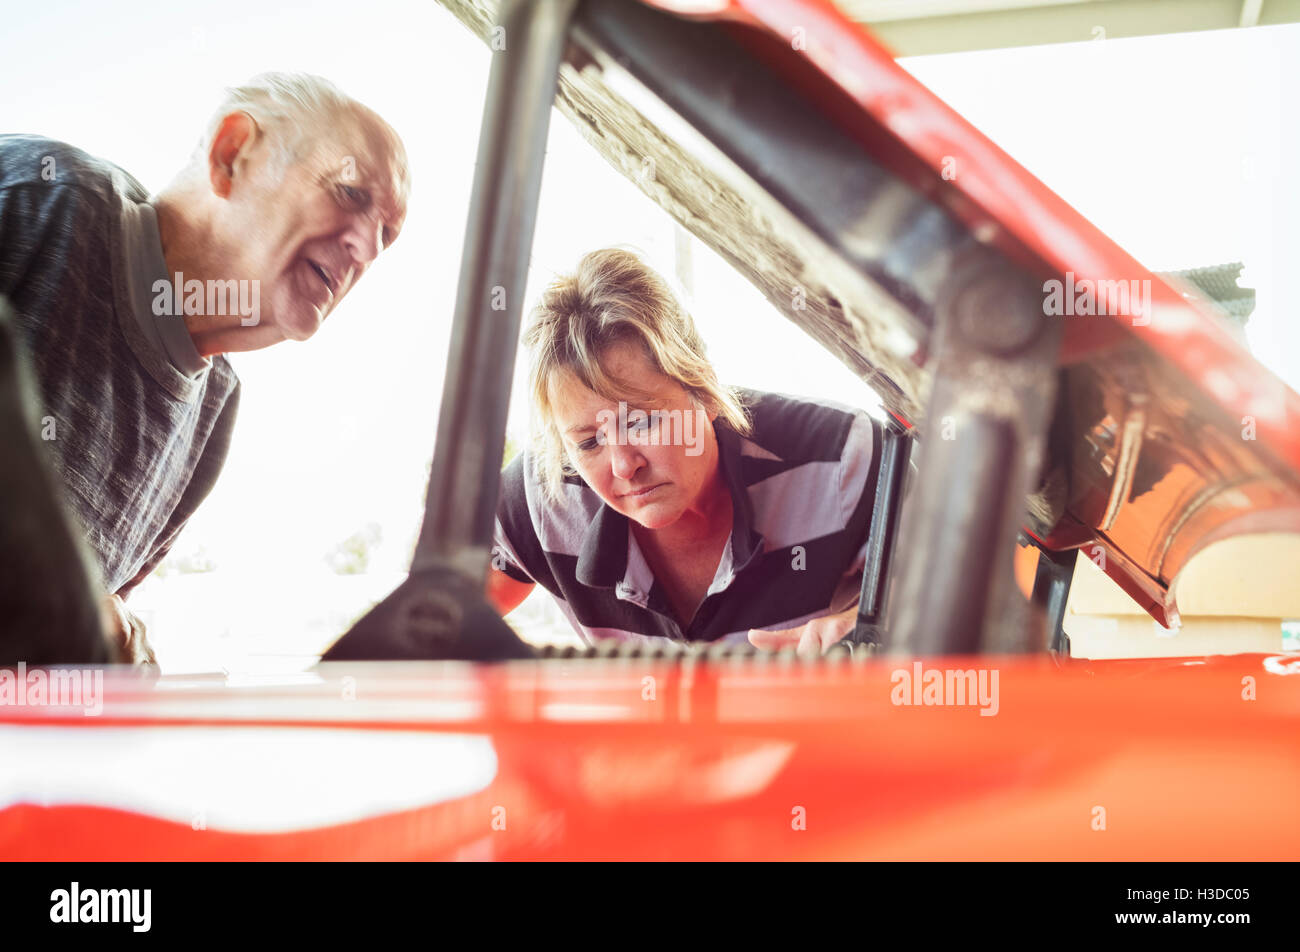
{"left": 608, "top": 440, "right": 645, "bottom": 481}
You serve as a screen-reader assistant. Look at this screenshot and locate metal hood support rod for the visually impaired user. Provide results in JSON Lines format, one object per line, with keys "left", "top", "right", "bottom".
{"left": 885, "top": 248, "right": 1062, "bottom": 656}
{"left": 413, "top": 0, "right": 577, "bottom": 579}
{"left": 323, "top": 0, "right": 576, "bottom": 662}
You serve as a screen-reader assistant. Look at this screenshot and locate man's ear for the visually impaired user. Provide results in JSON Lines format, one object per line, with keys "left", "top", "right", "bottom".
{"left": 207, "top": 111, "right": 259, "bottom": 199}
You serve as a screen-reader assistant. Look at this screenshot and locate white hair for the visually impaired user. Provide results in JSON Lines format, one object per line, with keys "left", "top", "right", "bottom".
{"left": 193, "top": 72, "right": 357, "bottom": 166}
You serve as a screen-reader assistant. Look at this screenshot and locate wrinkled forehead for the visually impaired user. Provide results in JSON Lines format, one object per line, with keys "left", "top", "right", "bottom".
{"left": 308, "top": 105, "right": 411, "bottom": 217}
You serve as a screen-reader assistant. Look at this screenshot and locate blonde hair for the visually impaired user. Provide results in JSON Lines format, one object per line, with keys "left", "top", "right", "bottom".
{"left": 524, "top": 248, "right": 752, "bottom": 501}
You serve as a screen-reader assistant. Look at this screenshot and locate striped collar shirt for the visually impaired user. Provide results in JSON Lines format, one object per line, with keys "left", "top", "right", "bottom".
{"left": 492, "top": 389, "right": 884, "bottom": 646}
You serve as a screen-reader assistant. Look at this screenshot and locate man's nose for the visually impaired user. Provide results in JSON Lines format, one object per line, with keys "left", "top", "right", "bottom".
{"left": 608, "top": 440, "right": 645, "bottom": 481}
{"left": 342, "top": 214, "right": 384, "bottom": 270}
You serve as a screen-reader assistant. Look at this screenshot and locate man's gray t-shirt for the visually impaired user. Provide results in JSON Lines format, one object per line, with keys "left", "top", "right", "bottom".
{"left": 119, "top": 197, "right": 213, "bottom": 380}
{"left": 0, "top": 134, "right": 240, "bottom": 596}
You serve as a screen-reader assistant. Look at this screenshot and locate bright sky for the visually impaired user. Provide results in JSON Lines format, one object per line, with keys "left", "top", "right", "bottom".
{"left": 3, "top": 2, "right": 1296, "bottom": 670}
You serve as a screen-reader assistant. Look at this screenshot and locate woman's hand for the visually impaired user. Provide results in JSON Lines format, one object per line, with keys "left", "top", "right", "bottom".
{"left": 748, "top": 605, "right": 858, "bottom": 657}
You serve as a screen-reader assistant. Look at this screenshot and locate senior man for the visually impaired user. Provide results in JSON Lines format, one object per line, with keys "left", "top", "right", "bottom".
{"left": 0, "top": 73, "right": 409, "bottom": 664}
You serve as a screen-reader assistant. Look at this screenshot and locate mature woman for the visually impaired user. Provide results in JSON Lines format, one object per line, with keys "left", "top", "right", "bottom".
{"left": 487, "top": 248, "right": 884, "bottom": 655}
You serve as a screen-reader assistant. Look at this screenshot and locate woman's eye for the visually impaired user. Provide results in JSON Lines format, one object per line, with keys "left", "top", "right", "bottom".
{"left": 627, "top": 411, "right": 654, "bottom": 431}
{"left": 336, "top": 184, "right": 368, "bottom": 207}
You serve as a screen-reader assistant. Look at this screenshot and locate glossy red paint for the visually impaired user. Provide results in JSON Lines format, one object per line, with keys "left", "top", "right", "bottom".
{"left": 1, "top": 657, "right": 1297, "bottom": 860}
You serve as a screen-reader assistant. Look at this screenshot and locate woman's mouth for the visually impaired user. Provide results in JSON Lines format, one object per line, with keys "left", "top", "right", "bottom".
{"left": 622, "top": 483, "right": 665, "bottom": 499}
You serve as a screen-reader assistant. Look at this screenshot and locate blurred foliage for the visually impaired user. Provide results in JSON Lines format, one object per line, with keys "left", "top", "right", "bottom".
{"left": 325, "top": 522, "right": 383, "bottom": 576}
{"left": 153, "top": 544, "right": 218, "bottom": 578}
{"left": 502, "top": 431, "right": 522, "bottom": 468}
